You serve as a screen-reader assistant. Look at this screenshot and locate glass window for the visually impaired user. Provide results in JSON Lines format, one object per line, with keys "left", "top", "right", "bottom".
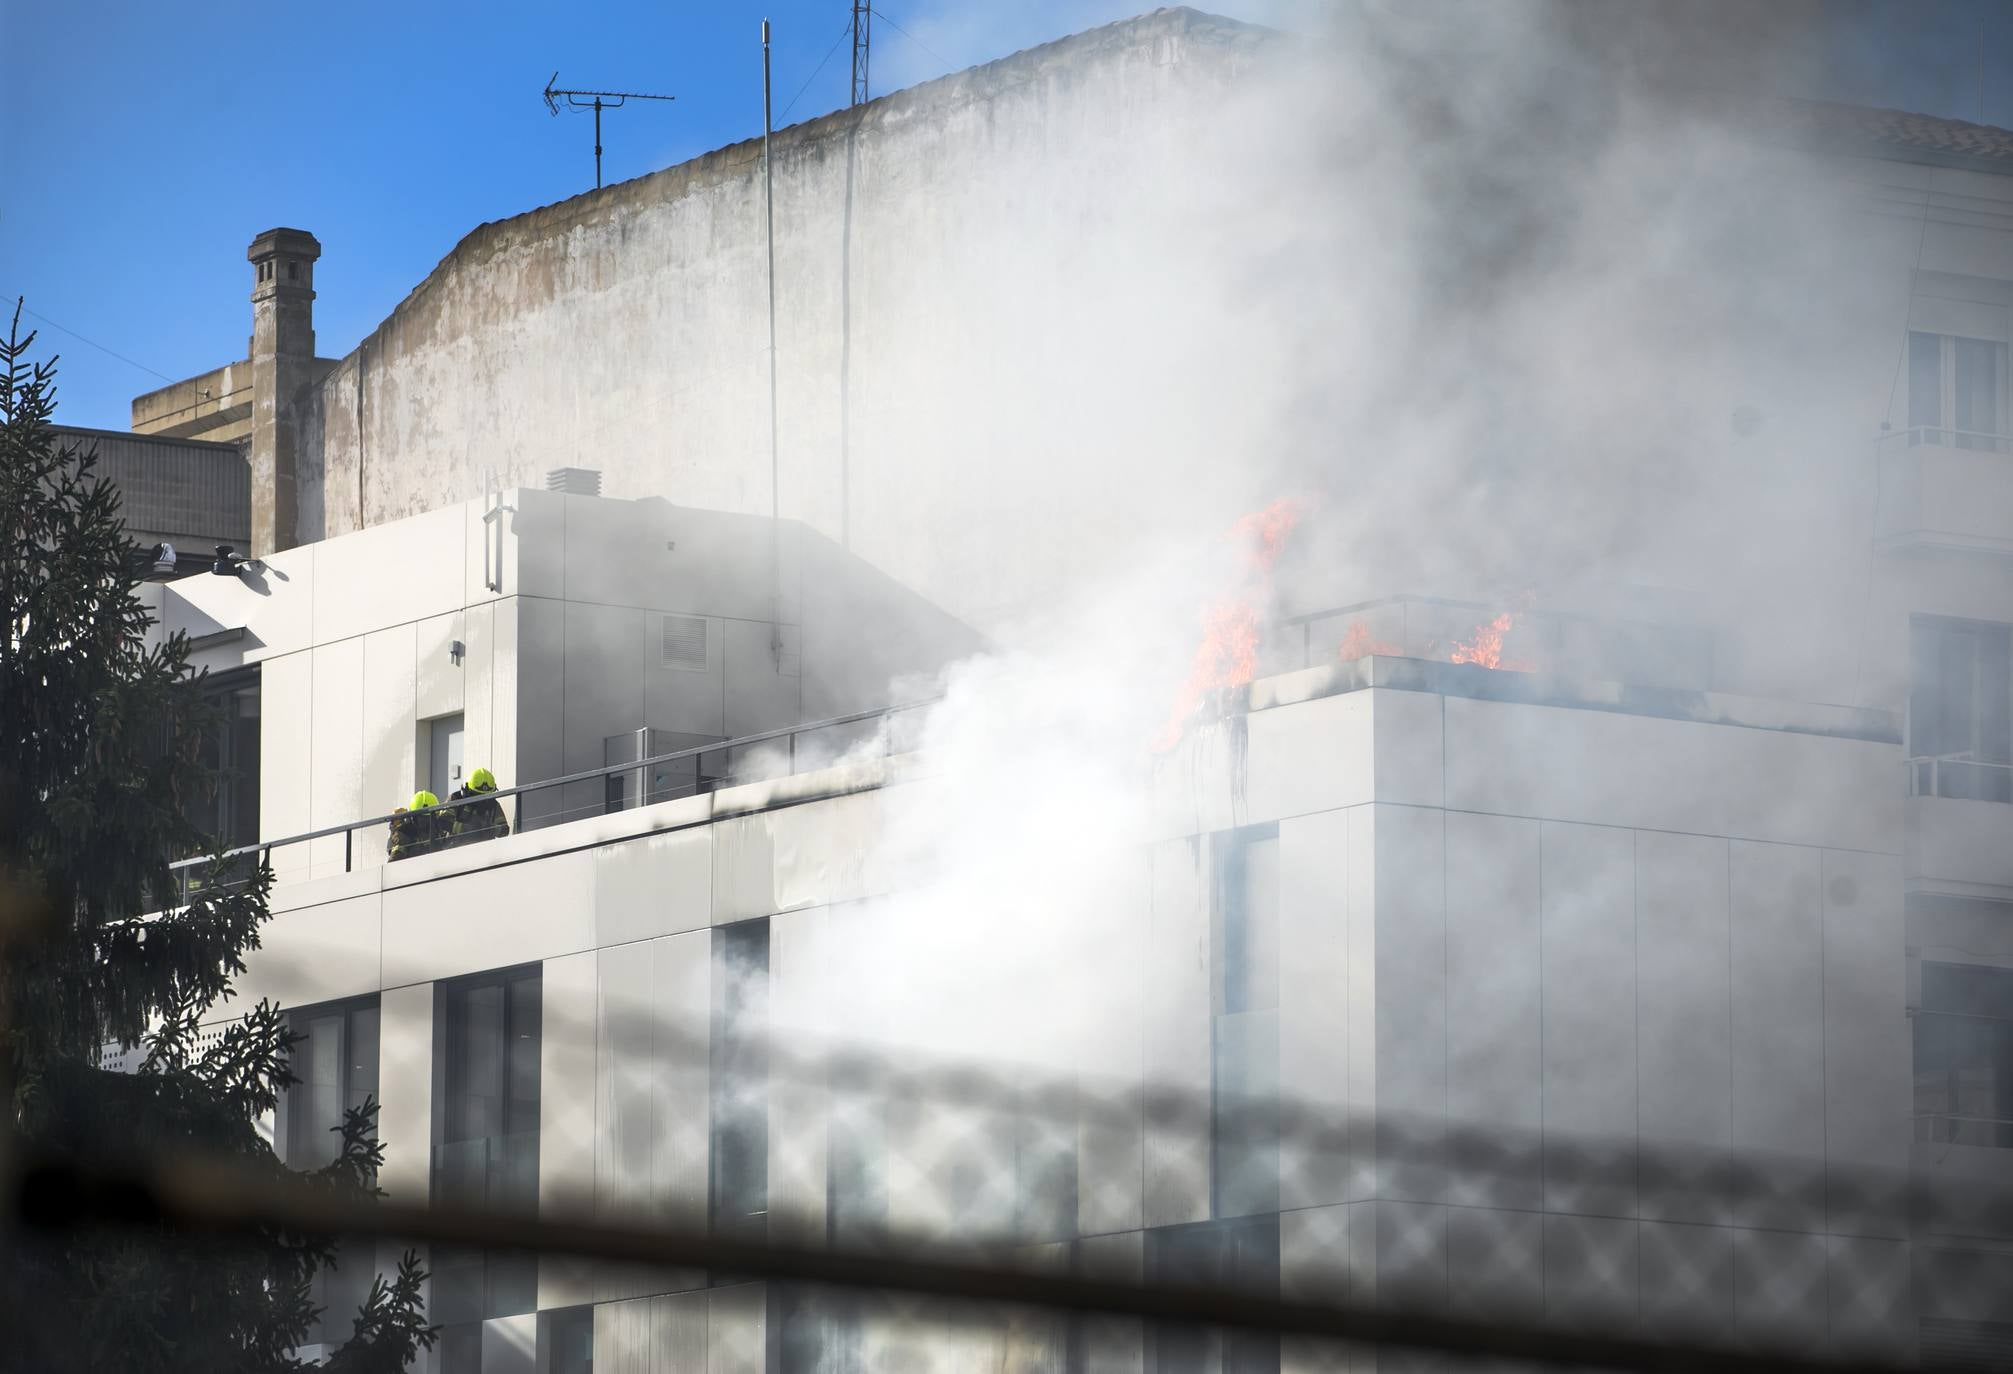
{"left": 1145, "top": 1216, "right": 1281, "bottom": 1374}
{"left": 828, "top": 1088, "right": 887, "bottom": 1248}
{"left": 277, "top": 997, "right": 381, "bottom": 1347}
{"left": 541, "top": 1305, "right": 595, "bottom": 1374}
{"left": 182, "top": 669, "right": 261, "bottom": 855}
{"left": 711, "top": 919, "right": 769, "bottom": 1246}
{"left": 1907, "top": 330, "right": 2008, "bottom": 450}
{"left": 1213, "top": 827, "right": 1281, "bottom": 1219}
{"left": 1916, "top": 962, "right": 2013, "bottom": 1149}
{"left": 1909, "top": 330, "right": 1943, "bottom": 433}
{"left": 434, "top": 965, "right": 542, "bottom": 1323}
{"left": 1911, "top": 616, "right": 2013, "bottom": 801}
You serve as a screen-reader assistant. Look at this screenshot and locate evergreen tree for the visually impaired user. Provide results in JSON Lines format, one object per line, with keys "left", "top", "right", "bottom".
{"left": 0, "top": 307, "right": 434, "bottom": 1372}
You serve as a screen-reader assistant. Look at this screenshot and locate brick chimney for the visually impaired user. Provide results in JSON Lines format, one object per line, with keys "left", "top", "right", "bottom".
{"left": 246, "top": 228, "right": 320, "bottom": 556}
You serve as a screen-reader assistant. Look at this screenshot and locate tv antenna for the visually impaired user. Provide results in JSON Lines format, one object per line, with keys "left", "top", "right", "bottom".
{"left": 542, "top": 73, "right": 676, "bottom": 190}
{"left": 850, "top": 1, "right": 872, "bottom": 106}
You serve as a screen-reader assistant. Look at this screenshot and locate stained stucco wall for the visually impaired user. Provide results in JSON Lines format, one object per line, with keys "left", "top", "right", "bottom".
{"left": 294, "top": 10, "right": 1280, "bottom": 634}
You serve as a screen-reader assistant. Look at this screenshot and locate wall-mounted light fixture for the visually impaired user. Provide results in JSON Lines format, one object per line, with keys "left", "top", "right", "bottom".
{"left": 450, "top": 640, "right": 465, "bottom": 666}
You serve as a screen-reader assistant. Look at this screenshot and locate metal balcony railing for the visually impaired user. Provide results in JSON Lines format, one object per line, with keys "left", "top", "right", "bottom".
{"left": 1879, "top": 424, "right": 2013, "bottom": 456}
{"left": 1908, "top": 753, "right": 2013, "bottom": 804}
{"left": 1275, "top": 594, "right": 1715, "bottom": 689}
{"left": 1915, "top": 1112, "right": 2013, "bottom": 1149}
{"left": 169, "top": 698, "right": 936, "bottom": 898}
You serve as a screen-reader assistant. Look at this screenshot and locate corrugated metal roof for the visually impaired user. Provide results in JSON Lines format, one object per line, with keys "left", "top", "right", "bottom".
{"left": 51, "top": 425, "right": 250, "bottom": 547}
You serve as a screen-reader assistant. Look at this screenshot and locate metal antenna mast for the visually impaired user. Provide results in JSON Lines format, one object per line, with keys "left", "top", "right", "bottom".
{"left": 542, "top": 74, "right": 676, "bottom": 190}
{"left": 850, "top": 1, "right": 872, "bottom": 106}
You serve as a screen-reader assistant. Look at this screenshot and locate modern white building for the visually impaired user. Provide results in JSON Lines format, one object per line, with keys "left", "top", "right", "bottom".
{"left": 150, "top": 508, "right": 1992, "bottom": 1369}
{"left": 110, "top": 8, "right": 2013, "bottom": 1372}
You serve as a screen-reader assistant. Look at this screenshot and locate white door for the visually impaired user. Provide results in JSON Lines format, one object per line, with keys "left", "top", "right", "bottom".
{"left": 428, "top": 713, "right": 465, "bottom": 798}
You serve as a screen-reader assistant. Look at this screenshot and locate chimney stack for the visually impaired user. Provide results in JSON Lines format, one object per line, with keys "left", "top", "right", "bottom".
{"left": 247, "top": 228, "right": 320, "bottom": 556}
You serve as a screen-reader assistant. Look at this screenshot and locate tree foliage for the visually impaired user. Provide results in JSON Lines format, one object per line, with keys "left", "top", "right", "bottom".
{"left": 0, "top": 308, "right": 434, "bottom": 1371}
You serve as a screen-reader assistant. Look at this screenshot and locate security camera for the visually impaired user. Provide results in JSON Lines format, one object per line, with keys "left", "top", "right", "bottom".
{"left": 150, "top": 542, "right": 177, "bottom": 578}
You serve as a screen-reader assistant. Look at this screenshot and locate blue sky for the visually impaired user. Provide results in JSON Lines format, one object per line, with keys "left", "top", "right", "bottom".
{"left": 2, "top": 0, "right": 2009, "bottom": 428}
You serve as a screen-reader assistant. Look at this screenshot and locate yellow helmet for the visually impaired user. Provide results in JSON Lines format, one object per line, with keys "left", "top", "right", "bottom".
{"left": 410, "top": 790, "right": 440, "bottom": 809}
{"left": 469, "top": 767, "right": 497, "bottom": 792}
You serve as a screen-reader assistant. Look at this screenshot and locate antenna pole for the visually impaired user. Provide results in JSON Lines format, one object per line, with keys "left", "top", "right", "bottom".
{"left": 851, "top": 0, "right": 872, "bottom": 106}
{"left": 540, "top": 75, "right": 676, "bottom": 191}
{"left": 764, "top": 19, "right": 783, "bottom": 662}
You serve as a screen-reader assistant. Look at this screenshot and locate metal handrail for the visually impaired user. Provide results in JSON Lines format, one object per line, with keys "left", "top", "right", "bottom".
{"left": 168, "top": 698, "right": 937, "bottom": 881}
{"left": 1914, "top": 1112, "right": 2013, "bottom": 1126}
{"left": 1907, "top": 752, "right": 2013, "bottom": 800}
{"left": 1878, "top": 424, "right": 2013, "bottom": 452}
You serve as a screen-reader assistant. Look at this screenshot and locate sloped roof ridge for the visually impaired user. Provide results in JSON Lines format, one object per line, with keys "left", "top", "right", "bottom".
{"left": 1777, "top": 95, "right": 2013, "bottom": 168}
{"left": 369, "top": 7, "right": 1277, "bottom": 341}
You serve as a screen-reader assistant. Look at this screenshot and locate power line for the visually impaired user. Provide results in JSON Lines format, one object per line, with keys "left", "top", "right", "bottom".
{"left": 0, "top": 293, "right": 174, "bottom": 384}
{"left": 870, "top": 5, "right": 953, "bottom": 72}
{"left": 780, "top": 18, "right": 855, "bottom": 123}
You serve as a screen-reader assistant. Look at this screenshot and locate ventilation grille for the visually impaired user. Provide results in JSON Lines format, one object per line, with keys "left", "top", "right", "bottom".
{"left": 1922, "top": 1318, "right": 2013, "bottom": 1372}
{"left": 100, "top": 1020, "right": 232, "bottom": 1075}
{"left": 545, "top": 467, "right": 602, "bottom": 496}
{"left": 662, "top": 614, "right": 709, "bottom": 670}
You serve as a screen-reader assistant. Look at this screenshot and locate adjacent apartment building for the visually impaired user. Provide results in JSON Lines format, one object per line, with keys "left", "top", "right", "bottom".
{"left": 114, "top": 7, "right": 2013, "bottom": 1371}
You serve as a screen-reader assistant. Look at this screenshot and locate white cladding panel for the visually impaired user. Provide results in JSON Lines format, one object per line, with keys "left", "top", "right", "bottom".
{"left": 361, "top": 622, "right": 418, "bottom": 843}
{"left": 540, "top": 951, "right": 599, "bottom": 1310}
{"left": 1635, "top": 831, "right": 1733, "bottom": 1225}
{"left": 1444, "top": 811, "right": 1543, "bottom": 1211}
{"left": 308, "top": 638, "right": 366, "bottom": 878}
{"left": 376, "top": 983, "right": 434, "bottom": 1208}
{"left": 1142, "top": 837, "right": 1209, "bottom": 1228}
{"left": 236, "top": 892, "right": 382, "bottom": 1012}
{"left": 1278, "top": 808, "right": 1350, "bottom": 1212}
{"left": 381, "top": 849, "right": 597, "bottom": 988}
{"left": 1538, "top": 821, "right": 1638, "bottom": 1218}
{"left": 1443, "top": 695, "right": 1898, "bottom": 853}
{"left": 309, "top": 503, "right": 470, "bottom": 647}
{"left": 594, "top": 827, "right": 715, "bottom": 948}
{"left": 260, "top": 649, "right": 314, "bottom": 873}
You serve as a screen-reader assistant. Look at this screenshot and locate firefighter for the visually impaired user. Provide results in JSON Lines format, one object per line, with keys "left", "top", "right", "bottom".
{"left": 390, "top": 790, "right": 442, "bottom": 861}
{"left": 386, "top": 807, "right": 410, "bottom": 862}
{"left": 447, "top": 767, "right": 510, "bottom": 847}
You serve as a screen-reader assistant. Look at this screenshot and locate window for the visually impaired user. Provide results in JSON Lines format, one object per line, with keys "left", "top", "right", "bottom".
{"left": 1916, "top": 961, "right": 2013, "bottom": 1148}
{"left": 1909, "top": 330, "right": 2009, "bottom": 450}
{"left": 184, "top": 669, "right": 260, "bottom": 853}
{"left": 711, "top": 919, "right": 769, "bottom": 1248}
{"left": 1013, "top": 1094, "right": 1078, "bottom": 1243}
{"left": 433, "top": 965, "right": 542, "bottom": 1325}
{"left": 828, "top": 1087, "right": 887, "bottom": 1248}
{"left": 280, "top": 998, "right": 380, "bottom": 1169}
{"left": 1910, "top": 616, "right": 2013, "bottom": 802}
{"left": 277, "top": 998, "right": 380, "bottom": 1348}
{"left": 1145, "top": 1216, "right": 1281, "bottom": 1374}
{"left": 1213, "top": 826, "right": 1280, "bottom": 1219}
{"left": 540, "top": 1305, "right": 595, "bottom": 1374}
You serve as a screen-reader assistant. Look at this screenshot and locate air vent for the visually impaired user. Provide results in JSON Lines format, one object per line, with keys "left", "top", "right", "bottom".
{"left": 662, "top": 614, "right": 709, "bottom": 670}
{"left": 546, "top": 467, "right": 602, "bottom": 497}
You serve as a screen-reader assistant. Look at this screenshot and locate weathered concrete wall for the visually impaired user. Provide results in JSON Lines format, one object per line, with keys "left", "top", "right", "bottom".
{"left": 298, "top": 9, "right": 1280, "bottom": 631}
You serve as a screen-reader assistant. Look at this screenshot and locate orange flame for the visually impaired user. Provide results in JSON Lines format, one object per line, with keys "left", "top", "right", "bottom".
{"left": 1450, "top": 610, "right": 1515, "bottom": 668}
{"left": 1449, "top": 602, "right": 1536, "bottom": 671}
{"left": 1338, "top": 620, "right": 1401, "bottom": 661}
{"left": 1154, "top": 499, "right": 1300, "bottom": 750}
